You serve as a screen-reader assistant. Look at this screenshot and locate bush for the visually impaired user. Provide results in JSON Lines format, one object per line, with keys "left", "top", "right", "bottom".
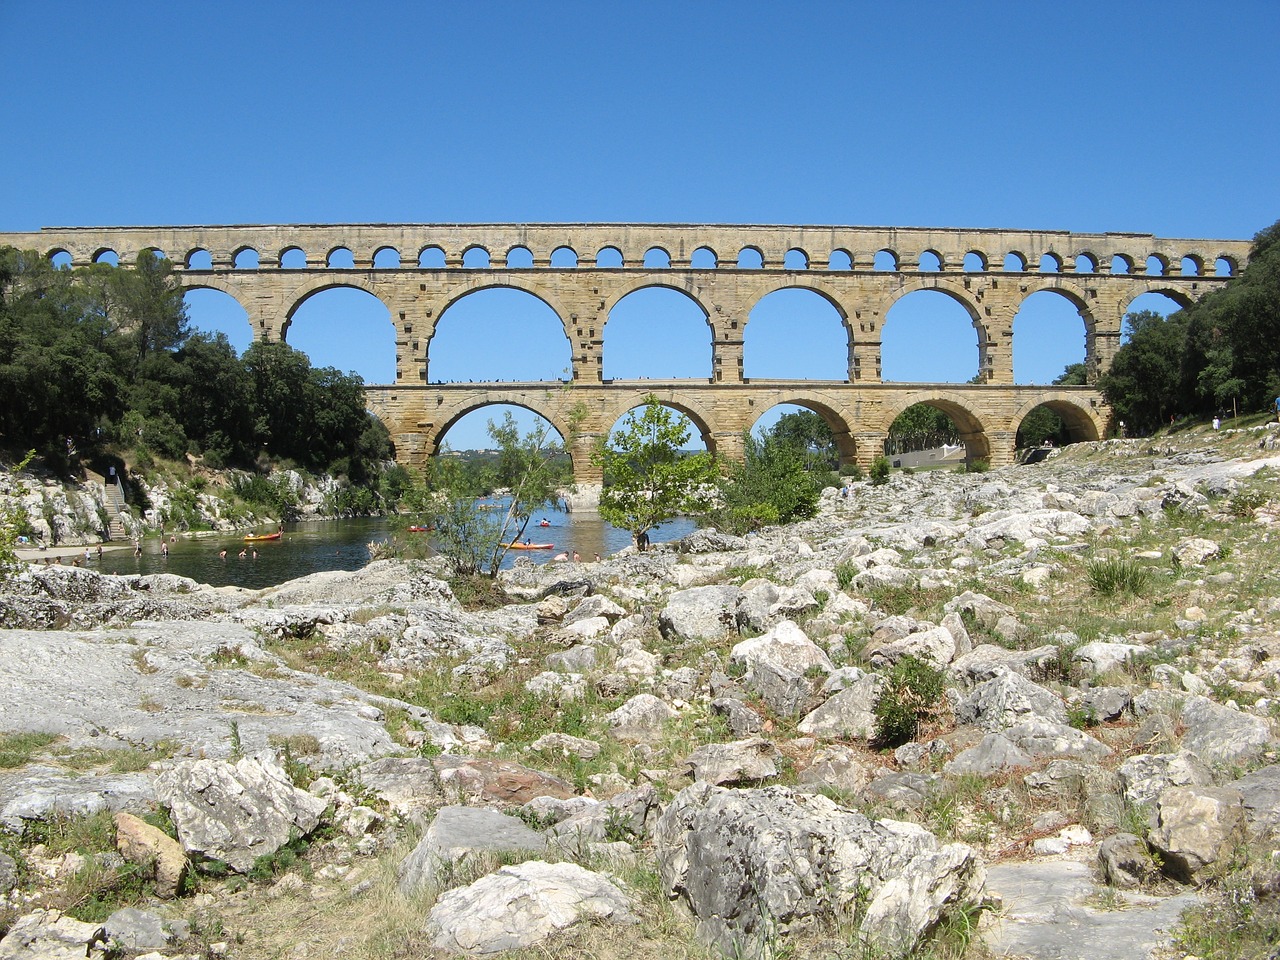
{"left": 872, "top": 655, "right": 946, "bottom": 746}
{"left": 839, "top": 463, "right": 864, "bottom": 479}
{"left": 965, "top": 458, "right": 990, "bottom": 473}
{"left": 869, "top": 456, "right": 891, "bottom": 485}
{"left": 1086, "top": 557, "right": 1151, "bottom": 597}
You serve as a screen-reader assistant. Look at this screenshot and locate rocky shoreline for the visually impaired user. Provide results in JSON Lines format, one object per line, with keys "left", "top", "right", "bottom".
{"left": 1, "top": 425, "right": 1279, "bottom": 959}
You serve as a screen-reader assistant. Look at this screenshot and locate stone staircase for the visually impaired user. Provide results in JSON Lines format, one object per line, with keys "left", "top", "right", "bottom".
{"left": 102, "top": 477, "right": 128, "bottom": 541}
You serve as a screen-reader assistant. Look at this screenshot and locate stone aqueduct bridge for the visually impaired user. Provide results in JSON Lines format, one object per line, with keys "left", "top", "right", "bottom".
{"left": 0, "top": 223, "right": 1252, "bottom": 483}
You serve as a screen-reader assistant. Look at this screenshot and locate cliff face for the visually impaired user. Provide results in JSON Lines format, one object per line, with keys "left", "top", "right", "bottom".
{"left": 0, "top": 464, "right": 359, "bottom": 546}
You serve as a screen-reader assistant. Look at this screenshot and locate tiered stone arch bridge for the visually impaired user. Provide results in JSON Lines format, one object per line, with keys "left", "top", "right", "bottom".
{"left": 0, "top": 223, "right": 1251, "bottom": 483}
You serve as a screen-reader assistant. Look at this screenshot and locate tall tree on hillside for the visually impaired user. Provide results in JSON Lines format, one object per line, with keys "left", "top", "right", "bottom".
{"left": 0, "top": 249, "right": 122, "bottom": 463}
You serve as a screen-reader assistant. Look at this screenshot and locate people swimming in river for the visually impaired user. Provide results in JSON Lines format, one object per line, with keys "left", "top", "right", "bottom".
{"left": 219, "top": 550, "right": 227, "bottom": 559}
{"left": 238, "top": 549, "right": 247, "bottom": 559}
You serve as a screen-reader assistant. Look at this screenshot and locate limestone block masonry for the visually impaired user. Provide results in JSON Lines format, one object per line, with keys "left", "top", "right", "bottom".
{"left": 0, "top": 222, "right": 1251, "bottom": 480}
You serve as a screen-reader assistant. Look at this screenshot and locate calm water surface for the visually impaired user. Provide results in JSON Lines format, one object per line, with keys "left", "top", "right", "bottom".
{"left": 96, "top": 504, "right": 696, "bottom": 589}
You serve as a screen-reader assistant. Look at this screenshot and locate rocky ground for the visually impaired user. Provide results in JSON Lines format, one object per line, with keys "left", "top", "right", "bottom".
{"left": 2, "top": 423, "right": 1279, "bottom": 960}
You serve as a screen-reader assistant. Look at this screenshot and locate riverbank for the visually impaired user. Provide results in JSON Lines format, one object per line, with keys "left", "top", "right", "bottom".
{"left": 14, "top": 542, "right": 134, "bottom": 563}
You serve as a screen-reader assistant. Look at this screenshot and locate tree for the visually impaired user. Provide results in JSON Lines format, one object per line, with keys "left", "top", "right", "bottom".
{"left": 768, "top": 410, "right": 837, "bottom": 470}
{"left": 0, "top": 452, "right": 35, "bottom": 581}
{"left": 716, "top": 431, "right": 821, "bottom": 533}
{"left": 426, "top": 412, "right": 571, "bottom": 577}
{"left": 1099, "top": 310, "right": 1190, "bottom": 433}
{"left": 592, "top": 397, "right": 718, "bottom": 550}
{"left": 1016, "top": 364, "right": 1089, "bottom": 448}
{"left": 886, "top": 403, "right": 958, "bottom": 455}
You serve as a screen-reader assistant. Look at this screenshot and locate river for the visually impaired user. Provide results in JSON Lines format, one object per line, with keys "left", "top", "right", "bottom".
{"left": 94, "top": 503, "right": 698, "bottom": 589}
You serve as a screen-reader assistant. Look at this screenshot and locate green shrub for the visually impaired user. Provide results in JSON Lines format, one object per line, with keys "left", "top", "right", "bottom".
{"left": 835, "top": 561, "right": 858, "bottom": 590}
{"left": 872, "top": 655, "right": 946, "bottom": 746}
{"left": 1086, "top": 557, "right": 1151, "bottom": 597}
{"left": 965, "top": 458, "right": 990, "bottom": 473}
{"left": 869, "top": 456, "right": 891, "bottom": 485}
{"left": 840, "top": 463, "right": 864, "bottom": 479}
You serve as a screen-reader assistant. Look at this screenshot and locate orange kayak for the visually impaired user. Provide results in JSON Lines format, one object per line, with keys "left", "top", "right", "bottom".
{"left": 503, "top": 542, "right": 554, "bottom": 550}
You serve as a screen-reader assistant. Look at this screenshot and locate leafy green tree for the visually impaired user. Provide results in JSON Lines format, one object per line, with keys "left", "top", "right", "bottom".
{"left": 173, "top": 332, "right": 256, "bottom": 466}
{"left": 717, "top": 431, "right": 821, "bottom": 533}
{"left": 593, "top": 397, "right": 718, "bottom": 550}
{"left": 0, "top": 451, "right": 35, "bottom": 580}
{"left": 1055, "top": 362, "right": 1088, "bottom": 386}
{"left": 769, "top": 410, "right": 837, "bottom": 470}
{"left": 0, "top": 249, "right": 123, "bottom": 466}
{"left": 1099, "top": 310, "right": 1190, "bottom": 434}
{"left": 886, "top": 403, "right": 957, "bottom": 455}
{"left": 117, "top": 252, "right": 189, "bottom": 370}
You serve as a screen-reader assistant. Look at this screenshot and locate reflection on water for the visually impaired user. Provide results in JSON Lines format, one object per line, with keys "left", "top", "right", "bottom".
{"left": 94, "top": 504, "right": 697, "bottom": 589}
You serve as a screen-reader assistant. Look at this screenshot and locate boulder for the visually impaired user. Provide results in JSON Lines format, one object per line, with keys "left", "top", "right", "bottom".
{"left": 433, "top": 756, "right": 575, "bottom": 807}
{"left": 427, "top": 860, "right": 635, "bottom": 954}
{"left": 659, "top": 585, "right": 743, "bottom": 641}
{"left": 797, "top": 674, "right": 881, "bottom": 740}
{"left": 563, "top": 593, "right": 626, "bottom": 625}
{"left": 548, "top": 785, "right": 660, "bottom": 847}
{"left": 952, "top": 668, "right": 1067, "bottom": 731}
{"left": 1172, "top": 537, "right": 1220, "bottom": 565}
{"left": 682, "top": 738, "right": 780, "bottom": 786}
{"left": 945, "top": 720, "right": 1110, "bottom": 776}
{"left": 0, "top": 909, "right": 106, "bottom": 960}
{"left": 796, "top": 745, "right": 871, "bottom": 795}
{"left": 605, "top": 693, "right": 676, "bottom": 741}
{"left": 1147, "top": 785, "right": 1245, "bottom": 883}
{"left": 1072, "top": 641, "right": 1145, "bottom": 677}
{"left": 951, "top": 643, "right": 1062, "bottom": 685}
{"left": 113, "top": 812, "right": 188, "bottom": 899}
{"left": 153, "top": 756, "right": 328, "bottom": 873}
{"left": 1230, "top": 764, "right": 1280, "bottom": 841}
{"left": 1096, "top": 833, "right": 1156, "bottom": 889}
{"left": 1116, "top": 752, "right": 1214, "bottom": 810}
{"left": 1178, "top": 695, "right": 1274, "bottom": 766}
{"left": 529, "top": 732, "right": 601, "bottom": 760}
{"left": 868, "top": 625, "right": 956, "bottom": 670}
{"left": 398, "top": 806, "right": 546, "bottom": 895}
{"left": 101, "top": 908, "right": 187, "bottom": 952}
{"left": 730, "top": 620, "right": 833, "bottom": 717}
{"left": 709, "top": 698, "right": 763, "bottom": 737}
{"left": 654, "top": 783, "right": 985, "bottom": 959}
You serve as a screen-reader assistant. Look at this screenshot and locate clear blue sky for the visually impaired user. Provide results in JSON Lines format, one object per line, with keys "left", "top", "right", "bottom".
{"left": 3, "top": 2, "right": 1277, "bottom": 448}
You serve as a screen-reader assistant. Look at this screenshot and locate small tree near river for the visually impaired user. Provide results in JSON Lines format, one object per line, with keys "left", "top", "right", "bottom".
{"left": 421, "top": 411, "right": 574, "bottom": 577}
{"left": 592, "top": 396, "right": 718, "bottom": 551}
